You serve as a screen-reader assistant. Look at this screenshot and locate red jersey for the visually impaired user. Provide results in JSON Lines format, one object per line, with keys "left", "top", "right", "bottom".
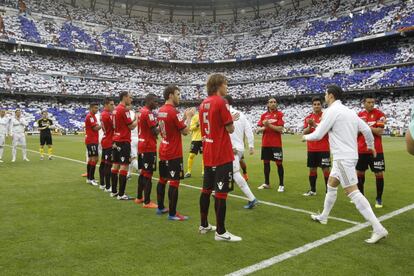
{"left": 199, "top": 95, "right": 234, "bottom": 167}
{"left": 100, "top": 108, "right": 113, "bottom": 149}
{"left": 112, "top": 103, "right": 133, "bottom": 143}
{"left": 84, "top": 112, "right": 99, "bottom": 145}
{"left": 257, "top": 110, "right": 284, "bottom": 148}
{"left": 358, "top": 108, "right": 385, "bottom": 153}
{"left": 158, "top": 104, "right": 186, "bottom": 160}
{"left": 138, "top": 106, "right": 158, "bottom": 153}
{"left": 303, "top": 112, "right": 330, "bottom": 152}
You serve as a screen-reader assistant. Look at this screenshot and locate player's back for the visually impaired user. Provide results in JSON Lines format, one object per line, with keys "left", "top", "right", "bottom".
{"left": 138, "top": 106, "right": 157, "bottom": 153}
{"left": 113, "top": 103, "right": 132, "bottom": 143}
{"left": 199, "top": 95, "right": 233, "bottom": 167}
{"left": 327, "top": 101, "right": 361, "bottom": 159}
{"left": 100, "top": 109, "right": 113, "bottom": 149}
{"left": 158, "top": 104, "right": 185, "bottom": 161}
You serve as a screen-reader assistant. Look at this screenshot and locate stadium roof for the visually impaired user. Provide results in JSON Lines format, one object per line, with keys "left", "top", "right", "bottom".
{"left": 115, "top": 0, "right": 285, "bottom": 10}
{"left": 96, "top": 0, "right": 294, "bottom": 11}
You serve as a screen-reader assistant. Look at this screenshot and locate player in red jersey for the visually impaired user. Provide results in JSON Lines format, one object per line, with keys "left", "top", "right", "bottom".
{"left": 111, "top": 92, "right": 138, "bottom": 200}
{"left": 84, "top": 103, "right": 101, "bottom": 186}
{"left": 302, "top": 97, "right": 331, "bottom": 196}
{"left": 98, "top": 98, "right": 115, "bottom": 192}
{"left": 256, "top": 98, "right": 285, "bottom": 192}
{"left": 157, "top": 85, "right": 194, "bottom": 220}
{"left": 356, "top": 96, "right": 386, "bottom": 208}
{"left": 199, "top": 74, "right": 241, "bottom": 242}
{"left": 134, "top": 93, "right": 159, "bottom": 209}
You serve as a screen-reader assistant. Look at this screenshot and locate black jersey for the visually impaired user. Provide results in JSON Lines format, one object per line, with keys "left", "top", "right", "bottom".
{"left": 37, "top": 118, "right": 53, "bottom": 135}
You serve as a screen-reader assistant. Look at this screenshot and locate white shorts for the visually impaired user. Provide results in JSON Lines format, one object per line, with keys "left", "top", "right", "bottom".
{"left": 232, "top": 150, "right": 244, "bottom": 173}
{"left": 0, "top": 134, "right": 5, "bottom": 147}
{"left": 130, "top": 137, "right": 138, "bottom": 158}
{"left": 330, "top": 159, "right": 358, "bottom": 188}
{"left": 12, "top": 133, "right": 26, "bottom": 146}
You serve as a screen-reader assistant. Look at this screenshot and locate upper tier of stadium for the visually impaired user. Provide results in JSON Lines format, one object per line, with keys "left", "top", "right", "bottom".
{"left": 1, "top": 37, "right": 413, "bottom": 100}
{"left": 1, "top": 0, "right": 413, "bottom": 62}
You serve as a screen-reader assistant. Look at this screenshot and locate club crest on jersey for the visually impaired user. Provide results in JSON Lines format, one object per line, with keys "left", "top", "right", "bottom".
{"left": 217, "top": 182, "right": 224, "bottom": 190}
{"left": 149, "top": 114, "right": 154, "bottom": 121}
{"left": 121, "top": 157, "right": 125, "bottom": 162}
{"left": 90, "top": 117, "right": 94, "bottom": 123}
{"left": 144, "top": 163, "right": 148, "bottom": 169}
{"left": 170, "top": 171, "right": 176, "bottom": 177}
{"left": 177, "top": 113, "right": 184, "bottom": 122}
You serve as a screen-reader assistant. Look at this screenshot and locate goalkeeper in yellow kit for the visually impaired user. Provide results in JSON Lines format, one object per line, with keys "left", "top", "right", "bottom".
{"left": 184, "top": 112, "right": 204, "bottom": 178}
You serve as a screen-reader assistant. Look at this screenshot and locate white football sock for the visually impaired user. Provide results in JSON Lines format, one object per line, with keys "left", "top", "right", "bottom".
{"left": 348, "top": 190, "right": 384, "bottom": 233}
{"left": 0, "top": 146, "right": 3, "bottom": 159}
{"left": 132, "top": 159, "right": 138, "bottom": 171}
{"left": 320, "top": 185, "right": 338, "bottom": 220}
{"left": 22, "top": 145, "right": 27, "bottom": 159}
{"left": 234, "top": 172, "right": 255, "bottom": 201}
{"left": 12, "top": 145, "right": 17, "bottom": 160}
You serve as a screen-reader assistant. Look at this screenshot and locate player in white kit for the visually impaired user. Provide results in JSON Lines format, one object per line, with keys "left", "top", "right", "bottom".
{"left": 10, "top": 109, "right": 29, "bottom": 162}
{"left": 0, "top": 110, "right": 11, "bottom": 162}
{"left": 303, "top": 85, "right": 388, "bottom": 244}
{"left": 128, "top": 107, "right": 139, "bottom": 178}
{"left": 224, "top": 96, "right": 258, "bottom": 209}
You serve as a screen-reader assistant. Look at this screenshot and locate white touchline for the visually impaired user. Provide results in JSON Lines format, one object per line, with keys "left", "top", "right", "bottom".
{"left": 9, "top": 146, "right": 359, "bottom": 225}
{"left": 226, "top": 203, "right": 414, "bottom": 276}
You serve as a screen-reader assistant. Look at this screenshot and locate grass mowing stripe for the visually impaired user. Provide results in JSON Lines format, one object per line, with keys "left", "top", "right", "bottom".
{"left": 9, "top": 145, "right": 360, "bottom": 225}
{"left": 226, "top": 203, "right": 414, "bottom": 276}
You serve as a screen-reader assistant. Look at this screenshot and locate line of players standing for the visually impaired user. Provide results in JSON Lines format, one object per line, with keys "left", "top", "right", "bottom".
{"left": 83, "top": 75, "right": 387, "bottom": 242}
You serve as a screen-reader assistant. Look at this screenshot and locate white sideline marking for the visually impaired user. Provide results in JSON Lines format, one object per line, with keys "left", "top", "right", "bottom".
{"left": 10, "top": 146, "right": 359, "bottom": 225}
{"left": 227, "top": 203, "right": 414, "bottom": 276}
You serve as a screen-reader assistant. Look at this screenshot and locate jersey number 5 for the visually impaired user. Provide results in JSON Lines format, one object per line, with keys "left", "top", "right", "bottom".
{"left": 203, "top": 112, "right": 210, "bottom": 135}
{"left": 159, "top": 120, "right": 167, "bottom": 138}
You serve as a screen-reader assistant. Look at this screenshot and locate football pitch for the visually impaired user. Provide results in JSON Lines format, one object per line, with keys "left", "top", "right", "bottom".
{"left": 1, "top": 135, "right": 413, "bottom": 275}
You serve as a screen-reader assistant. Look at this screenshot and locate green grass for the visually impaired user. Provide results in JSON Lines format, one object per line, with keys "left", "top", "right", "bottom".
{"left": 0, "top": 135, "right": 413, "bottom": 275}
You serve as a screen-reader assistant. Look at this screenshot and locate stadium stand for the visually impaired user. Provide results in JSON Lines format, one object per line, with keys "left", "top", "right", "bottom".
{"left": 1, "top": 0, "right": 413, "bottom": 61}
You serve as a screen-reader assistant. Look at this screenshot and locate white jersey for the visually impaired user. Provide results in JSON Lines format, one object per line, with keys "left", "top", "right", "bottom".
{"left": 96, "top": 112, "right": 104, "bottom": 143}
{"left": 0, "top": 115, "right": 11, "bottom": 135}
{"left": 304, "top": 100, "right": 374, "bottom": 160}
{"left": 10, "top": 117, "right": 27, "bottom": 135}
{"left": 229, "top": 107, "right": 254, "bottom": 152}
{"left": 130, "top": 111, "right": 138, "bottom": 140}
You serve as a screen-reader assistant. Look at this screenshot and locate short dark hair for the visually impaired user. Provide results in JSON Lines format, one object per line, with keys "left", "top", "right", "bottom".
{"left": 363, "top": 94, "right": 375, "bottom": 102}
{"left": 89, "top": 103, "right": 98, "bottom": 108}
{"left": 326, "top": 85, "right": 343, "bottom": 100}
{"left": 41, "top": 110, "right": 47, "bottom": 114}
{"left": 207, "top": 74, "right": 227, "bottom": 96}
{"left": 163, "top": 85, "right": 179, "bottom": 101}
{"left": 312, "top": 96, "right": 322, "bottom": 103}
{"left": 104, "top": 97, "right": 113, "bottom": 105}
{"left": 145, "top": 93, "right": 157, "bottom": 105}
{"left": 119, "top": 91, "right": 129, "bottom": 101}
{"left": 223, "top": 95, "right": 234, "bottom": 106}
{"left": 268, "top": 97, "right": 277, "bottom": 103}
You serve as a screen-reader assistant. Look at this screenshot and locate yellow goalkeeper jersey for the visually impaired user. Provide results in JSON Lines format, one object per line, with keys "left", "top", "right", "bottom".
{"left": 190, "top": 113, "right": 202, "bottom": 141}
